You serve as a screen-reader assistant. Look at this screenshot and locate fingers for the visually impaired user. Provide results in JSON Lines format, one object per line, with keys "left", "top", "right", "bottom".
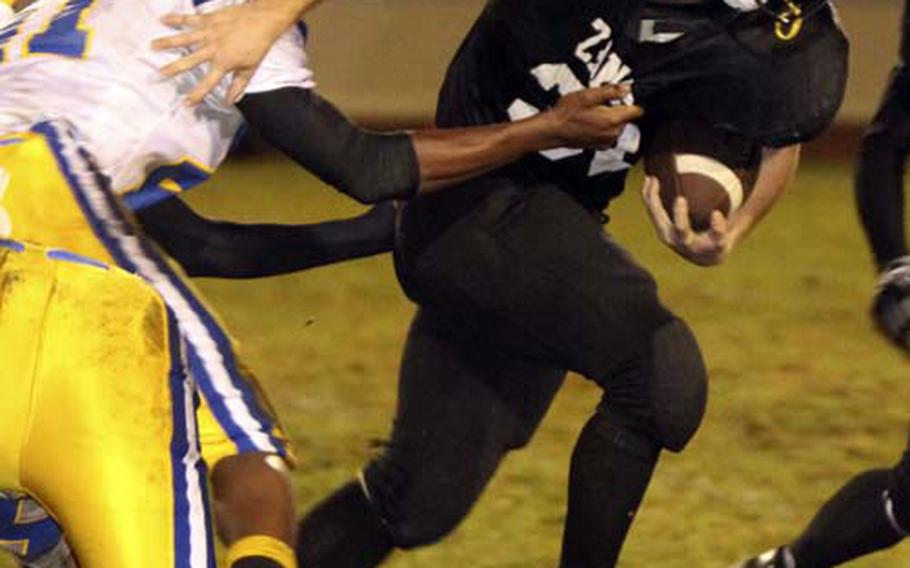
{"left": 672, "top": 196, "right": 692, "bottom": 241}
{"left": 606, "top": 104, "right": 644, "bottom": 123}
{"left": 152, "top": 30, "right": 204, "bottom": 51}
{"left": 159, "top": 46, "right": 214, "bottom": 78}
{"left": 226, "top": 70, "right": 254, "bottom": 104}
{"left": 152, "top": 7, "right": 267, "bottom": 105}
{"left": 708, "top": 210, "right": 728, "bottom": 241}
{"left": 587, "top": 107, "right": 635, "bottom": 139}
{"left": 185, "top": 68, "right": 227, "bottom": 106}
{"left": 152, "top": 14, "right": 207, "bottom": 51}
{"left": 587, "top": 83, "right": 631, "bottom": 104}
{"left": 641, "top": 177, "right": 674, "bottom": 241}
{"left": 161, "top": 13, "right": 203, "bottom": 29}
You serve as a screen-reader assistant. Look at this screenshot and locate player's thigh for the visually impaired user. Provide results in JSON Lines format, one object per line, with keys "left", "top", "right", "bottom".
{"left": 0, "top": 243, "right": 56, "bottom": 490}
{"left": 396, "top": 306, "right": 565, "bottom": 448}
{"left": 399, "top": 181, "right": 674, "bottom": 379}
{"left": 19, "top": 256, "right": 213, "bottom": 568}
{"left": 366, "top": 307, "right": 565, "bottom": 527}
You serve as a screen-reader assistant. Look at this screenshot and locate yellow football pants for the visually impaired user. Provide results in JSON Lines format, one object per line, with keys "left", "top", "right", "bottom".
{"left": 0, "top": 242, "right": 213, "bottom": 567}
{"left": 0, "top": 125, "right": 291, "bottom": 469}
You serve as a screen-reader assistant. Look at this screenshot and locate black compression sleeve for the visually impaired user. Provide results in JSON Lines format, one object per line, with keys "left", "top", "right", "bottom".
{"left": 135, "top": 197, "right": 395, "bottom": 279}
{"left": 238, "top": 88, "right": 420, "bottom": 204}
{"left": 855, "top": 68, "right": 910, "bottom": 268}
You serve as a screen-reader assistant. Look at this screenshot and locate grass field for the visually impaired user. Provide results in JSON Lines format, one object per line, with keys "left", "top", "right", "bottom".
{"left": 7, "top": 156, "right": 910, "bottom": 567}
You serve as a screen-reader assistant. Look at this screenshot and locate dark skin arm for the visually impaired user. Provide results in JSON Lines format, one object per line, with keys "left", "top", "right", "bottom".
{"left": 411, "top": 86, "right": 641, "bottom": 191}
{"left": 238, "top": 85, "right": 641, "bottom": 203}
{"left": 136, "top": 85, "right": 640, "bottom": 279}
{"left": 135, "top": 197, "right": 395, "bottom": 279}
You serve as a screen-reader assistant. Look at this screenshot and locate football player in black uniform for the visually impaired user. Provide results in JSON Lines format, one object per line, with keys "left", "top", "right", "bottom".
{"left": 150, "top": 1, "right": 846, "bottom": 566}
{"left": 736, "top": 3, "right": 910, "bottom": 567}
{"left": 288, "top": 1, "right": 847, "bottom": 567}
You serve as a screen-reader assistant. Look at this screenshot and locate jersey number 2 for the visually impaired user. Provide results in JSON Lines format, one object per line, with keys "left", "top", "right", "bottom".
{"left": 1, "top": 0, "right": 95, "bottom": 61}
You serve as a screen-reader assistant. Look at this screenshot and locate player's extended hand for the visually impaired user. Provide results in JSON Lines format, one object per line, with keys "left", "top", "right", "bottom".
{"left": 549, "top": 85, "right": 643, "bottom": 149}
{"left": 152, "top": 2, "right": 302, "bottom": 106}
{"left": 872, "top": 256, "right": 910, "bottom": 353}
{"left": 641, "top": 176, "right": 733, "bottom": 267}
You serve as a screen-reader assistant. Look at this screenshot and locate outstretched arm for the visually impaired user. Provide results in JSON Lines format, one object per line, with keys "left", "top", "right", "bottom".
{"left": 153, "top": 0, "right": 327, "bottom": 104}
{"left": 238, "top": 86, "right": 640, "bottom": 204}
{"left": 136, "top": 197, "right": 395, "bottom": 279}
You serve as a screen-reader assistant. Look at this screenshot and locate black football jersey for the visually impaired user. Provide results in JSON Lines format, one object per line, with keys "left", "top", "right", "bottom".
{"left": 436, "top": 0, "right": 848, "bottom": 211}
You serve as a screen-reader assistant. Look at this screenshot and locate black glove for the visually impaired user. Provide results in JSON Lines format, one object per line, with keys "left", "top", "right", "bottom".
{"left": 873, "top": 256, "right": 910, "bottom": 352}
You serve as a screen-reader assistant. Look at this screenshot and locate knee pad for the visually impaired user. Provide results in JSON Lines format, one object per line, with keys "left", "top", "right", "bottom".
{"left": 588, "top": 406, "right": 662, "bottom": 461}
{"left": 649, "top": 319, "right": 708, "bottom": 452}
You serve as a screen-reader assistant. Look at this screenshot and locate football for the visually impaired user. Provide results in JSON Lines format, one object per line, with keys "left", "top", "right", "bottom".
{"left": 643, "top": 118, "right": 762, "bottom": 232}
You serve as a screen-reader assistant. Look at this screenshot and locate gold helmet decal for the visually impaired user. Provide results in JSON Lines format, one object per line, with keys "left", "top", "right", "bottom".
{"left": 774, "top": 0, "right": 804, "bottom": 41}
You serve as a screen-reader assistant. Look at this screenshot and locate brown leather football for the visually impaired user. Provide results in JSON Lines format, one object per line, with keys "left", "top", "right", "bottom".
{"left": 644, "top": 118, "right": 762, "bottom": 232}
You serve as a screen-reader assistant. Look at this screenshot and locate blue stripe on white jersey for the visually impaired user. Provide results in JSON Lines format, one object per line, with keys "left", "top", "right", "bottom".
{"left": 122, "top": 161, "right": 211, "bottom": 211}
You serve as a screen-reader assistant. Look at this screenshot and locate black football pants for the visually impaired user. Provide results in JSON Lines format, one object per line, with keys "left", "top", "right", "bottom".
{"left": 359, "top": 179, "right": 706, "bottom": 566}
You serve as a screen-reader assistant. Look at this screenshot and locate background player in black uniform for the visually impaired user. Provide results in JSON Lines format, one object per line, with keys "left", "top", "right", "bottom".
{"left": 736, "top": 2, "right": 910, "bottom": 567}
{"left": 289, "top": 1, "right": 847, "bottom": 567}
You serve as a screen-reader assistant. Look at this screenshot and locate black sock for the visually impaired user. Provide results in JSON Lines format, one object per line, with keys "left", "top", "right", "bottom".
{"left": 231, "top": 558, "right": 282, "bottom": 568}
{"left": 559, "top": 412, "right": 661, "bottom": 568}
{"left": 790, "top": 469, "right": 904, "bottom": 567}
{"left": 297, "top": 480, "right": 394, "bottom": 568}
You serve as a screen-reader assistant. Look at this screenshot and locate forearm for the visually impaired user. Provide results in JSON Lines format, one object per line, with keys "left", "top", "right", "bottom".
{"left": 415, "top": 86, "right": 639, "bottom": 191}
{"left": 249, "top": 0, "right": 325, "bottom": 31}
{"left": 241, "top": 86, "right": 637, "bottom": 203}
{"left": 412, "top": 114, "right": 562, "bottom": 192}
{"left": 729, "top": 144, "right": 801, "bottom": 244}
{"left": 136, "top": 198, "right": 395, "bottom": 279}
{"left": 240, "top": 89, "right": 420, "bottom": 204}
{"left": 241, "top": 88, "right": 561, "bottom": 201}
{"left": 261, "top": 0, "right": 324, "bottom": 17}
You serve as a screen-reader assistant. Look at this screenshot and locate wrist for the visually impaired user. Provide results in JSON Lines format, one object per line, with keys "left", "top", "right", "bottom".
{"left": 530, "top": 109, "right": 568, "bottom": 151}
{"left": 725, "top": 214, "right": 751, "bottom": 246}
{"left": 252, "top": 0, "right": 305, "bottom": 32}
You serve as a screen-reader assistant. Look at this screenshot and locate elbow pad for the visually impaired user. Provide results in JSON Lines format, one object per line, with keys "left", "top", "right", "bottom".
{"left": 240, "top": 88, "right": 420, "bottom": 204}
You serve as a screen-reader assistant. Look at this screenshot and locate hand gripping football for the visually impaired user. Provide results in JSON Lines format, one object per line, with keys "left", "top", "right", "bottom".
{"left": 643, "top": 118, "right": 762, "bottom": 232}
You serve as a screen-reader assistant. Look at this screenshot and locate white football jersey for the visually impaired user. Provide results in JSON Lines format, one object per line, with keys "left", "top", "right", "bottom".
{"left": 0, "top": 0, "right": 314, "bottom": 208}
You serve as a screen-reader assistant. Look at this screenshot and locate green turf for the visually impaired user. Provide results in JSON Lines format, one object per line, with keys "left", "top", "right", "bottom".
{"left": 7, "top": 157, "right": 910, "bottom": 567}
